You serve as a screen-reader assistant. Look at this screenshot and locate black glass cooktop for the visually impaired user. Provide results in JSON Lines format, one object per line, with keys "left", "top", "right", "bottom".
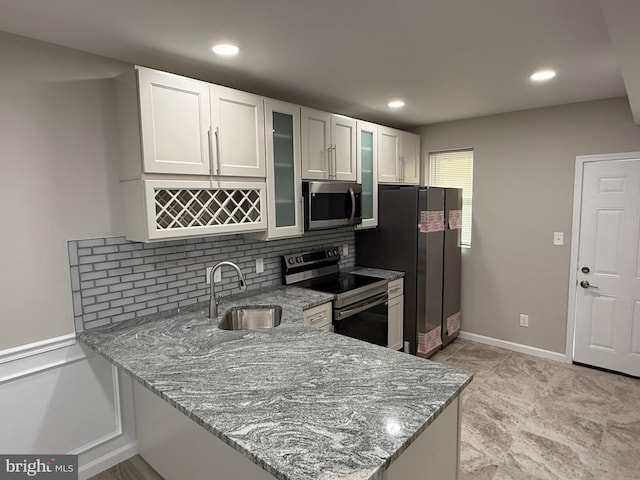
{"left": 301, "top": 273, "right": 382, "bottom": 295}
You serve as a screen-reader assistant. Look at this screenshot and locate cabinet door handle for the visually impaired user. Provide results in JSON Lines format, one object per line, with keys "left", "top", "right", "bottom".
{"left": 214, "top": 126, "right": 221, "bottom": 175}
{"left": 207, "top": 128, "right": 215, "bottom": 177}
{"left": 333, "top": 145, "right": 337, "bottom": 179}
{"left": 326, "top": 146, "right": 331, "bottom": 179}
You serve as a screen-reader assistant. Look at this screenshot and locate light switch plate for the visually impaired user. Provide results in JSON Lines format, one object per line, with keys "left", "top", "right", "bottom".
{"left": 206, "top": 267, "right": 212, "bottom": 284}
{"left": 214, "top": 268, "right": 222, "bottom": 283}
{"left": 256, "top": 258, "right": 264, "bottom": 274}
{"left": 553, "top": 232, "right": 564, "bottom": 246}
{"left": 343, "top": 244, "right": 349, "bottom": 256}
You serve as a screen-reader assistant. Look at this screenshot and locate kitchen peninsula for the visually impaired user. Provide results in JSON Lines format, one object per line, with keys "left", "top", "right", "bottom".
{"left": 79, "top": 286, "right": 472, "bottom": 480}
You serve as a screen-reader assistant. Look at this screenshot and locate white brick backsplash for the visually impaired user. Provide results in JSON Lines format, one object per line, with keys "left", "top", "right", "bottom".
{"left": 68, "top": 227, "right": 355, "bottom": 331}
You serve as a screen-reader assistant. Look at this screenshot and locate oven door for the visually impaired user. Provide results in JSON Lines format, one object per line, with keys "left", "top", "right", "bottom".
{"left": 303, "top": 181, "right": 362, "bottom": 231}
{"left": 333, "top": 292, "right": 388, "bottom": 347}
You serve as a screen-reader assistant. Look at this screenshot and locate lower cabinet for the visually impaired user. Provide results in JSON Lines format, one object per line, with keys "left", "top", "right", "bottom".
{"left": 303, "top": 302, "right": 332, "bottom": 332}
{"left": 387, "top": 278, "right": 404, "bottom": 351}
{"left": 133, "top": 380, "right": 460, "bottom": 480}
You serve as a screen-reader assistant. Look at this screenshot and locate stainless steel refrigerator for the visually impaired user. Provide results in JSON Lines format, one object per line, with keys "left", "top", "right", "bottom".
{"left": 355, "top": 186, "right": 462, "bottom": 357}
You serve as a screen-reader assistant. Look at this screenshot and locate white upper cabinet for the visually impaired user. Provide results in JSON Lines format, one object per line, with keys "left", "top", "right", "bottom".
{"left": 211, "top": 86, "right": 266, "bottom": 178}
{"left": 356, "top": 121, "right": 378, "bottom": 229}
{"left": 378, "top": 126, "right": 401, "bottom": 183}
{"left": 264, "top": 99, "right": 303, "bottom": 239}
{"left": 331, "top": 115, "right": 357, "bottom": 181}
{"left": 377, "top": 126, "right": 420, "bottom": 185}
{"left": 301, "top": 108, "right": 356, "bottom": 181}
{"left": 137, "top": 67, "right": 212, "bottom": 175}
{"left": 129, "top": 67, "right": 265, "bottom": 179}
{"left": 401, "top": 131, "right": 420, "bottom": 185}
{"left": 301, "top": 108, "right": 330, "bottom": 179}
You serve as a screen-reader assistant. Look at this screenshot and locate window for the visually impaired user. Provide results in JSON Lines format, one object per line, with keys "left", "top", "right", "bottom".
{"left": 428, "top": 149, "right": 473, "bottom": 246}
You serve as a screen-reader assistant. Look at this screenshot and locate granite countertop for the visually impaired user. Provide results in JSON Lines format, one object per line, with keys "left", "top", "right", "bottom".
{"left": 347, "top": 266, "right": 405, "bottom": 280}
{"left": 79, "top": 285, "right": 471, "bottom": 480}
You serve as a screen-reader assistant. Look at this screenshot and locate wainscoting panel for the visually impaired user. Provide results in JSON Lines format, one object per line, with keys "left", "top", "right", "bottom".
{"left": 0, "top": 337, "right": 137, "bottom": 478}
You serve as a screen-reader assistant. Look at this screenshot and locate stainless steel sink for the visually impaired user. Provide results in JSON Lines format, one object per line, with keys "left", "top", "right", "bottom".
{"left": 218, "top": 305, "right": 282, "bottom": 331}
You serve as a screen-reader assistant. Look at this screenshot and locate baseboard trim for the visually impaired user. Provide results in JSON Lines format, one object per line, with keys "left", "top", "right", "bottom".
{"left": 458, "top": 331, "right": 568, "bottom": 363}
{"left": 78, "top": 441, "right": 138, "bottom": 480}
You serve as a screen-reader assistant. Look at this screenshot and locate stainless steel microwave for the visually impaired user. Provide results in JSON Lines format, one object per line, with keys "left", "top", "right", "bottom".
{"left": 303, "top": 181, "right": 362, "bottom": 231}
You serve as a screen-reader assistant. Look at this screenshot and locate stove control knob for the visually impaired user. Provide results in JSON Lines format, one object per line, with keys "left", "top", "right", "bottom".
{"left": 296, "top": 256, "right": 303, "bottom": 263}
{"left": 327, "top": 251, "right": 333, "bottom": 257}
{"left": 287, "top": 258, "right": 295, "bottom": 265}
{"left": 334, "top": 249, "right": 339, "bottom": 256}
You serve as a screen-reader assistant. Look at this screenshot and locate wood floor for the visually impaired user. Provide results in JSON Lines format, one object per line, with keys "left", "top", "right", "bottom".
{"left": 90, "top": 455, "right": 163, "bottom": 480}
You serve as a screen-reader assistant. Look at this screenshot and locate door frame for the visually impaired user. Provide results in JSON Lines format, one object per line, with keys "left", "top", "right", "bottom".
{"left": 565, "top": 151, "right": 640, "bottom": 363}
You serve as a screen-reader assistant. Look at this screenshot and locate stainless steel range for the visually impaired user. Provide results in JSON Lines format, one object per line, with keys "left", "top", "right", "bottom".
{"left": 282, "top": 248, "right": 389, "bottom": 346}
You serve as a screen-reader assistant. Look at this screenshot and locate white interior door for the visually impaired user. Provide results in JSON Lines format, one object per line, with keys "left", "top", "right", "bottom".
{"left": 573, "top": 156, "right": 640, "bottom": 376}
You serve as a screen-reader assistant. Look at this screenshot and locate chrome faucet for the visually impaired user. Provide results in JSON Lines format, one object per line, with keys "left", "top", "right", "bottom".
{"left": 209, "top": 261, "right": 247, "bottom": 318}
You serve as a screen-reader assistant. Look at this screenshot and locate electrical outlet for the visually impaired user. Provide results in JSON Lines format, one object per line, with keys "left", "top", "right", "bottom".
{"left": 519, "top": 314, "right": 529, "bottom": 327}
{"left": 206, "top": 267, "right": 212, "bottom": 284}
{"left": 343, "top": 244, "right": 349, "bottom": 256}
{"left": 214, "top": 269, "right": 222, "bottom": 282}
{"left": 553, "top": 232, "right": 564, "bottom": 246}
{"left": 256, "top": 258, "right": 264, "bottom": 274}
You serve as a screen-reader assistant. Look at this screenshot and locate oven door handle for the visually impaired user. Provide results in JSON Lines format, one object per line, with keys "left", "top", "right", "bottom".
{"left": 335, "top": 292, "right": 388, "bottom": 321}
{"left": 348, "top": 186, "right": 356, "bottom": 225}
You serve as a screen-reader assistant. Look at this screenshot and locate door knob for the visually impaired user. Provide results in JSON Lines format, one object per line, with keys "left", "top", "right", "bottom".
{"left": 580, "top": 280, "right": 598, "bottom": 289}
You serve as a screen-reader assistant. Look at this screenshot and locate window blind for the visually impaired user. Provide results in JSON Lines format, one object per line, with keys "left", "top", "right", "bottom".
{"left": 429, "top": 150, "right": 473, "bottom": 246}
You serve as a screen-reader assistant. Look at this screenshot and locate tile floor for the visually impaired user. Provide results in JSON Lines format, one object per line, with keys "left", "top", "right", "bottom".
{"left": 92, "top": 339, "right": 639, "bottom": 479}
{"left": 432, "top": 339, "right": 640, "bottom": 480}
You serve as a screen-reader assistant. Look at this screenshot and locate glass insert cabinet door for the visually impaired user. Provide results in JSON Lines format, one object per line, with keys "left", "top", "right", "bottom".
{"left": 265, "top": 99, "right": 302, "bottom": 238}
{"left": 357, "top": 122, "right": 378, "bottom": 228}
{"left": 273, "top": 111, "right": 296, "bottom": 227}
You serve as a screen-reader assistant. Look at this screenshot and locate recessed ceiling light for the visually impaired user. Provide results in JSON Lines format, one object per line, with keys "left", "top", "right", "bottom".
{"left": 530, "top": 69, "right": 556, "bottom": 82}
{"left": 388, "top": 100, "right": 405, "bottom": 109}
{"left": 212, "top": 43, "right": 241, "bottom": 56}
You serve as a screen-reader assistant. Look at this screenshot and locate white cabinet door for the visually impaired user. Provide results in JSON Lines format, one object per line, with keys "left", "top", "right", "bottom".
{"left": 387, "top": 295, "right": 404, "bottom": 350}
{"left": 302, "top": 109, "right": 356, "bottom": 181}
{"left": 264, "top": 99, "right": 303, "bottom": 239}
{"left": 332, "top": 115, "right": 357, "bottom": 181}
{"left": 378, "top": 126, "right": 400, "bottom": 183}
{"left": 356, "top": 121, "right": 378, "bottom": 229}
{"left": 400, "top": 132, "right": 420, "bottom": 185}
{"left": 211, "top": 86, "right": 266, "bottom": 178}
{"left": 301, "top": 108, "right": 331, "bottom": 180}
{"left": 303, "top": 302, "right": 332, "bottom": 331}
{"left": 137, "top": 67, "right": 211, "bottom": 175}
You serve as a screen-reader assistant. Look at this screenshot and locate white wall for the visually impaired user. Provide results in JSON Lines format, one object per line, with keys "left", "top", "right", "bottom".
{"left": 0, "top": 32, "right": 136, "bottom": 476}
{"left": 0, "top": 32, "right": 126, "bottom": 350}
{"left": 420, "top": 97, "right": 640, "bottom": 353}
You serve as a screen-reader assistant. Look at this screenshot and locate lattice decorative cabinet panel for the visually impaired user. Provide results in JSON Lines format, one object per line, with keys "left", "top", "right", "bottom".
{"left": 138, "top": 180, "right": 266, "bottom": 240}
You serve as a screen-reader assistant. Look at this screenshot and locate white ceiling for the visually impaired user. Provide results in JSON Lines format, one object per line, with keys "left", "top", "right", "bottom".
{"left": 0, "top": 0, "right": 638, "bottom": 128}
